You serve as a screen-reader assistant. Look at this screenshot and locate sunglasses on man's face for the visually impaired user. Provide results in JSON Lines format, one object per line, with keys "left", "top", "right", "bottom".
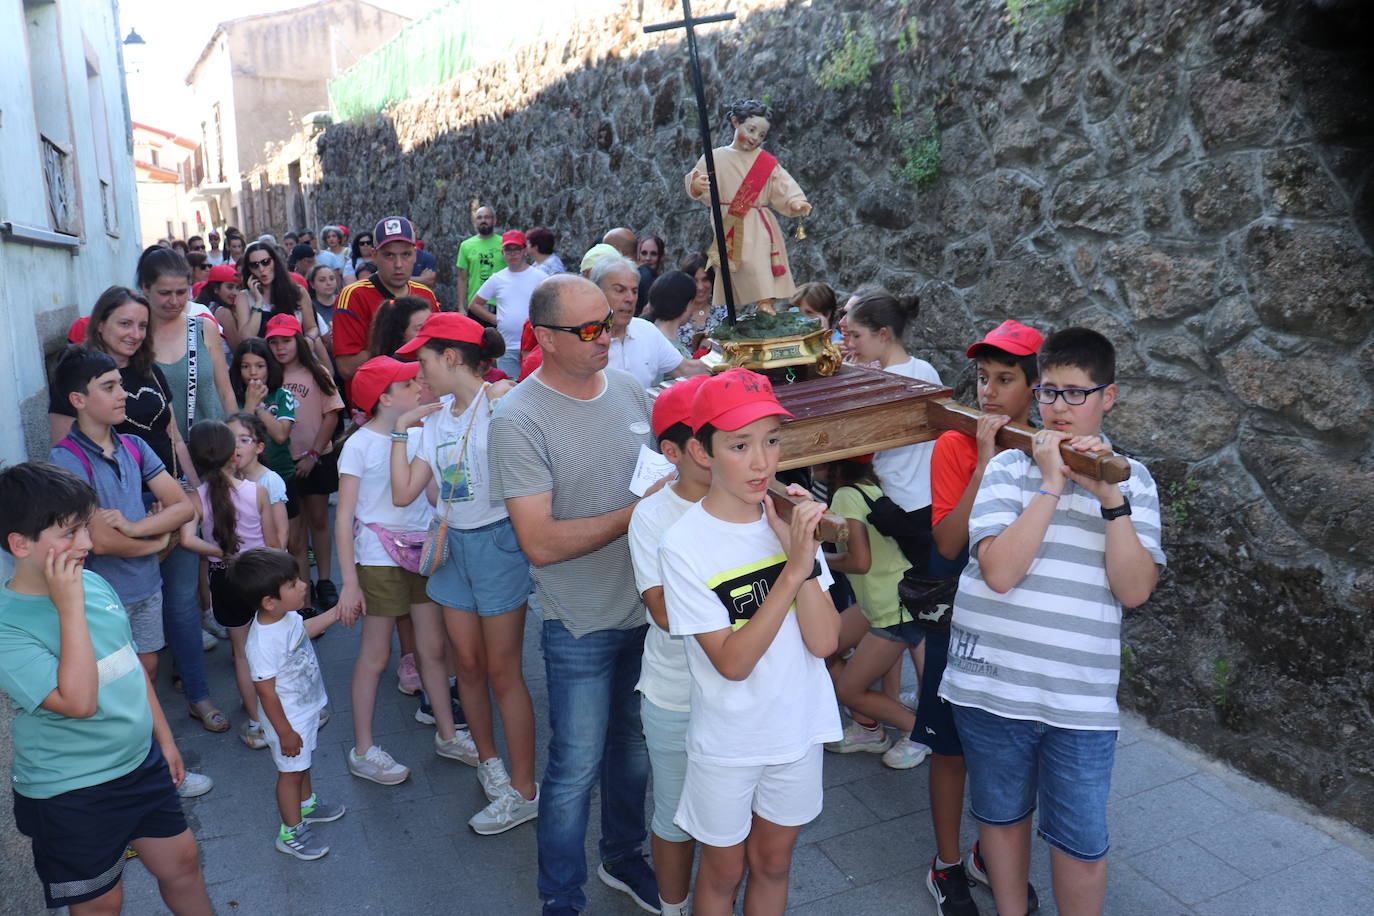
{"left": 537, "top": 310, "right": 614, "bottom": 342}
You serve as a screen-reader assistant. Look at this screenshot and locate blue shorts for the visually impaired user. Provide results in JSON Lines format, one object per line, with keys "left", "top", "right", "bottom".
{"left": 641, "top": 698, "right": 692, "bottom": 843}
{"left": 911, "top": 629, "right": 962, "bottom": 756}
{"left": 867, "top": 618, "right": 927, "bottom": 647}
{"left": 13, "top": 741, "right": 187, "bottom": 909}
{"left": 951, "top": 704, "right": 1116, "bottom": 861}
{"left": 425, "top": 517, "right": 532, "bottom": 616}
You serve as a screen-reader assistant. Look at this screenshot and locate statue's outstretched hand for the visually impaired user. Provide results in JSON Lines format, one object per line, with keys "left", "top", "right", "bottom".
{"left": 690, "top": 172, "right": 710, "bottom": 198}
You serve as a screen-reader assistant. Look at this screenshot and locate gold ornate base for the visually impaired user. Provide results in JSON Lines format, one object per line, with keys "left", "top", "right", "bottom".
{"left": 710, "top": 326, "right": 842, "bottom": 377}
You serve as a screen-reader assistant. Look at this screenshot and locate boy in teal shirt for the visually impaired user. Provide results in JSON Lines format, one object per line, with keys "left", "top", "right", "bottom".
{"left": 0, "top": 462, "right": 211, "bottom": 914}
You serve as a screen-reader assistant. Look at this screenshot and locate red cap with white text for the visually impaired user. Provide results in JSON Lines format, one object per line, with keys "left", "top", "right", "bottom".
{"left": 689, "top": 368, "right": 793, "bottom": 433}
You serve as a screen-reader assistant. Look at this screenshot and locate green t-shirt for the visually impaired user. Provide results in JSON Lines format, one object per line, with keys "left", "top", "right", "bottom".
{"left": 457, "top": 234, "right": 504, "bottom": 306}
{"left": 241, "top": 387, "right": 298, "bottom": 481}
{"left": 0, "top": 571, "right": 153, "bottom": 798}
{"left": 830, "top": 483, "right": 913, "bottom": 628}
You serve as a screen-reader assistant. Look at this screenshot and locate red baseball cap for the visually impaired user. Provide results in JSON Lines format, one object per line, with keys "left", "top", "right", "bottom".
{"left": 690, "top": 368, "right": 793, "bottom": 433}
{"left": 290, "top": 271, "right": 308, "bottom": 289}
{"left": 395, "top": 312, "right": 485, "bottom": 356}
{"left": 264, "top": 313, "right": 302, "bottom": 339}
{"left": 652, "top": 375, "right": 709, "bottom": 438}
{"left": 501, "top": 230, "right": 527, "bottom": 248}
{"left": 207, "top": 263, "right": 238, "bottom": 283}
{"left": 67, "top": 316, "right": 90, "bottom": 344}
{"left": 966, "top": 320, "right": 1043, "bottom": 358}
{"left": 351, "top": 356, "right": 420, "bottom": 415}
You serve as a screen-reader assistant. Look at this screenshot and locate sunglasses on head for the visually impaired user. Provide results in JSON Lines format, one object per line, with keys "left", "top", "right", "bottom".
{"left": 537, "top": 310, "right": 614, "bottom": 342}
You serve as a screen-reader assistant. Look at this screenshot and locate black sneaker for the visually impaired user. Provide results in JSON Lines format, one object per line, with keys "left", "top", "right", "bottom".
{"left": 927, "top": 858, "right": 979, "bottom": 915}
{"left": 314, "top": 578, "right": 339, "bottom": 609}
{"left": 597, "top": 856, "right": 659, "bottom": 913}
{"left": 416, "top": 690, "right": 468, "bottom": 730}
{"left": 965, "top": 842, "right": 1039, "bottom": 914}
{"left": 449, "top": 682, "right": 467, "bottom": 730}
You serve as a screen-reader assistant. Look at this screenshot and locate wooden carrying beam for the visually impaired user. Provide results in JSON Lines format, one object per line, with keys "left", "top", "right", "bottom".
{"left": 926, "top": 399, "right": 1131, "bottom": 484}
{"left": 765, "top": 481, "right": 849, "bottom": 543}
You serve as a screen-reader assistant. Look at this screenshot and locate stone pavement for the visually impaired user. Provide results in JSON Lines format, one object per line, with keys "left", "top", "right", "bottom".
{"left": 104, "top": 606, "right": 1374, "bottom": 916}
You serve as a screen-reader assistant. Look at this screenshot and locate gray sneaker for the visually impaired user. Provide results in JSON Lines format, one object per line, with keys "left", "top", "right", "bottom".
{"left": 300, "top": 795, "right": 346, "bottom": 824}
{"left": 468, "top": 785, "right": 539, "bottom": 836}
{"left": 275, "top": 822, "right": 329, "bottom": 860}
{"left": 435, "top": 730, "right": 479, "bottom": 766}
{"left": 477, "top": 757, "right": 511, "bottom": 802}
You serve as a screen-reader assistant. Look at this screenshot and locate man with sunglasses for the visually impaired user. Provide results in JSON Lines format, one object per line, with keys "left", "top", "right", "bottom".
{"left": 488, "top": 274, "right": 662, "bottom": 916}
{"left": 332, "top": 216, "right": 439, "bottom": 384}
{"left": 939, "top": 327, "right": 1166, "bottom": 916}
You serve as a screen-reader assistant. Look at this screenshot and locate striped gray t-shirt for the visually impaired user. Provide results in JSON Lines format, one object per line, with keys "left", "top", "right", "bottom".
{"left": 488, "top": 368, "right": 654, "bottom": 636}
{"left": 939, "top": 449, "right": 1166, "bottom": 730}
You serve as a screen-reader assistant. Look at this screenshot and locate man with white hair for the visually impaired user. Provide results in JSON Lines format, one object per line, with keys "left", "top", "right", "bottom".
{"left": 592, "top": 257, "right": 707, "bottom": 389}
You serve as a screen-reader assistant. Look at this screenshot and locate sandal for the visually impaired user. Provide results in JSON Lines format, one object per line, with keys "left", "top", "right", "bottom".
{"left": 188, "top": 703, "right": 230, "bottom": 733}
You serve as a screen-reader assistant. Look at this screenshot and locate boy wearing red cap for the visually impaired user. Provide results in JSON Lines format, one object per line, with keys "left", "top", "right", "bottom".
{"left": 659, "top": 369, "right": 842, "bottom": 916}
{"left": 626, "top": 375, "right": 710, "bottom": 916}
{"left": 468, "top": 230, "right": 542, "bottom": 379}
{"left": 918, "top": 320, "right": 1044, "bottom": 915}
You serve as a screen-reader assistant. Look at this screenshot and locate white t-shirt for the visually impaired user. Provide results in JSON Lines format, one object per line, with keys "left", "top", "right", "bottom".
{"left": 872, "top": 356, "right": 943, "bottom": 511}
{"left": 661, "top": 502, "right": 842, "bottom": 766}
{"left": 245, "top": 611, "right": 327, "bottom": 729}
{"left": 608, "top": 318, "right": 685, "bottom": 389}
{"left": 315, "top": 249, "right": 348, "bottom": 272}
{"left": 628, "top": 483, "right": 697, "bottom": 712}
{"left": 337, "top": 427, "right": 432, "bottom": 566}
{"left": 246, "top": 467, "right": 288, "bottom": 505}
{"left": 416, "top": 388, "right": 507, "bottom": 530}
{"left": 476, "top": 266, "right": 544, "bottom": 351}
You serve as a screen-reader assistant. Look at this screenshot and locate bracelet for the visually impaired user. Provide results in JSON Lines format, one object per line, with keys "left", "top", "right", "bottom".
{"left": 390, "top": 430, "right": 409, "bottom": 441}
{"left": 302, "top": 449, "right": 320, "bottom": 459}
{"left": 1037, "top": 488, "right": 1061, "bottom": 499}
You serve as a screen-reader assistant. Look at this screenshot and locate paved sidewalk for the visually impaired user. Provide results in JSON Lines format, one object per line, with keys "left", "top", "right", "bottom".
{"left": 105, "top": 607, "right": 1373, "bottom": 915}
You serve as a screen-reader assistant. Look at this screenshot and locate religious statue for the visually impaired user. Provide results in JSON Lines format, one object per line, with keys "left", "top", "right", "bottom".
{"left": 685, "top": 98, "right": 812, "bottom": 315}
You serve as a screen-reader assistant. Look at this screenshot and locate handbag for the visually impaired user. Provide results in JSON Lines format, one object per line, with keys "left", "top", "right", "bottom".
{"left": 361, "top": 522, "right": 426, "bottom": 574}
{"left": 897, "top": 570, "right": 959, "bottom": 633}
{"left": 417, "top": 383, "right": 488, "bottom": 577}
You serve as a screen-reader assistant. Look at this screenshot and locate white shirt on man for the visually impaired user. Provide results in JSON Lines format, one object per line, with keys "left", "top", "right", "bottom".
{"left": 661, "top": 502, "right": 842, "bottom": 766}
{"left": 476, "top": 266, "right": 544, "bottom": 352}
{"left": 609, "top": 317, "right": 684, "bottom": 389}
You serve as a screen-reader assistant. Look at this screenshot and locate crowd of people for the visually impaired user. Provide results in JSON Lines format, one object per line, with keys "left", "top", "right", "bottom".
{"left": 0, "top": 209, "right": 1165, "bottom": 916}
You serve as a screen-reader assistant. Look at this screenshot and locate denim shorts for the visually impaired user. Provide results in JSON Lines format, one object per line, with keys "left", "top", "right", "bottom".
{"left": 640, "top": 698, "right": 692, "bottom": 843}
{"left": 868, "top": 618, "right": 927, "bottom": 647}
{"left": 425, "top": 517, "right": 532, "bottom": 616}
{"left": 951, "top": 704, "right": 1116, "bottom": 861}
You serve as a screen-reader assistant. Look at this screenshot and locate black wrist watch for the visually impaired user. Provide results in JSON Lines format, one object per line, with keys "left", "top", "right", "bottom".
{"left": 1101, "top": 493, "right": 1132, "bottom": 520}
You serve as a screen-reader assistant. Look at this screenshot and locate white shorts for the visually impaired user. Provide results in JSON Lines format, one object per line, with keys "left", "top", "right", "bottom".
{"left": 673, "top": 743, "right": 825, "bottom": 847}
{"left": 262, "top": 711, "right": 320, "bottom": 773}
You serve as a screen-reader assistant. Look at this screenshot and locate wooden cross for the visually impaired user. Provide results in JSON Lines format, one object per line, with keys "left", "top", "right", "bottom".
{"left": 645, "top": 0, "right": 740, "bottom": 325}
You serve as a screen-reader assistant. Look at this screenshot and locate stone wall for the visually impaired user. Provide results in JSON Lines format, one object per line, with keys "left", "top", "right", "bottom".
{"left": 283, "top": 0, "right": 1374, "bottom": 831}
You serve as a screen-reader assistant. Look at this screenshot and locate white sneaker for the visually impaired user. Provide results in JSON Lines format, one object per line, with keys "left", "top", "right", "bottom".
{"left": 477, "top": 757, "right": 511, "bottom": 802}
{"left": 882, "top": 736, "right": 932, "bottom": 770}
{"left": 347, "top": 745, "right": 410, "bottom": 785}
{"left": 900, "top": 687, "right": 919, "bottom": 712}
{"left": 824, "top": 721, "right": 892, "bottom": 754}
{"left": 435, "top": 730, "right": 479, "bottom": 767}
{"left": 177, "top": 771, "right": 214, "bottom": 798}
{"left": 200, "top": 628, "right": 217, "bottom": 651}
{"left": 468, "top": 785, "right": 539, "bottom": 835}
{"left": 201, "top": 611, "right": 228, "bottom": 639}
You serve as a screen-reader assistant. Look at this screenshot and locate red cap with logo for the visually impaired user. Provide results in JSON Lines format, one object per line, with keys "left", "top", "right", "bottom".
{"left": 351, "top": 356, "right": 420, "bottom": 415}
{"left": 651, "top": 375, "right": 709, "bottom": 439}
{"left": 264, "top": 313, "right": 303, "bottom": 339}
{"left": 966, "top": 320, "right": 1043, "bottom": 358}
{"left": 207, "top": 263, "right": 238, "bottom": 284}
{"left": 501, "top": 230, "right": 527, "bottom": 248}
{"left": 374, "top": 216, "right": 417, "bottom": 249}
{"left": 690, "top": 368, "right": 793, "bottom": 433}
{"left": 395, "top": 312, "right": 485, "bottom": 356}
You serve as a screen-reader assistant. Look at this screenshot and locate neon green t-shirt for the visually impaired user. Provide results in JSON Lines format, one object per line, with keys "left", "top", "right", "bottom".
{"left": 457, "top": 234, "right": 504, "bottom": 306}
{"left": 830, "top": 483, "right": 913, "bottom": 628}
{"left": 0, "top": 571, "right": 153, "bottom": 798}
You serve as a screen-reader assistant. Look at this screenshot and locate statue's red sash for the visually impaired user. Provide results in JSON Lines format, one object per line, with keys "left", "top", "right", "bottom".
{"left": 720, "top": 151, "right": 784, "bottom": 275}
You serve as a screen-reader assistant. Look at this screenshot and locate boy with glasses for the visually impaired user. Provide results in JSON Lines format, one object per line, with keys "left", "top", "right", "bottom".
{"left": 939, "top": 327, "right": 1166, "bottom": 916}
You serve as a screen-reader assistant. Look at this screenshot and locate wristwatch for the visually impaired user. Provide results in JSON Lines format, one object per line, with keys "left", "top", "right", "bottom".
{"left": 1100, "top": 494, "right": 1132, "bottom": 521}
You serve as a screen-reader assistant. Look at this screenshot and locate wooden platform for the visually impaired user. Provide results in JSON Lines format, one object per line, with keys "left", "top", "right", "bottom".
{"left": 775, "top": 364, "right": 950, "bottom": 470}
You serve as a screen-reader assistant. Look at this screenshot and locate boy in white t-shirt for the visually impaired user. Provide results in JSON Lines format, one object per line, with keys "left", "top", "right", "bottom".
{"left": 660, "top": 369, "right": 842, "bottom": 916}
{"left": 227, "top": 548, "right": 345, "bottom": 861}
{"left": 626, "top": 375, "right": 709, "bottom": 916}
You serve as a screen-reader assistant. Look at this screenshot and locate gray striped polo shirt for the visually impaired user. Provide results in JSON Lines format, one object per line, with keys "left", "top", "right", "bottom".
{"left": 488, "top": 368, "right": 654, "bottom": 636}
{"left": 939, "top": 449, "right": 1166, "bottom": 730}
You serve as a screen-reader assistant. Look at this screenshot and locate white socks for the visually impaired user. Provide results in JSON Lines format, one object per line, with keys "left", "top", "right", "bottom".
{"left": 659, "top": 897, "right": 690, "bottom": 916}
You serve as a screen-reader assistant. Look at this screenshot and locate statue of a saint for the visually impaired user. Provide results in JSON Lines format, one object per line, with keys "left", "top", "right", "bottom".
{"left": 685, "top": 98, "right": 812, "bottom": 315}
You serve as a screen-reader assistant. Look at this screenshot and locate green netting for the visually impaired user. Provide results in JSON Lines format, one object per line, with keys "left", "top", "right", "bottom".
{"left": 328, "top": 0, "right": 622, "bottom": 121}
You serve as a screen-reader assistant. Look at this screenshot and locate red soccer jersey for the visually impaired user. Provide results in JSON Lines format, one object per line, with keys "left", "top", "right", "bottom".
{"left": 332, "top": 279, "right": 439, "bottom": 357}
{"left": 930, "top": 429, "right": 978, "bottom": 527}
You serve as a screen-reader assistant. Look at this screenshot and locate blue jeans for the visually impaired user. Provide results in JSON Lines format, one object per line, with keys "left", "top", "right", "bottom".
{"left": 160, "top": 546, "right": 210, "bottom": 704}
{"left": 537, "top": 619, "right": 649, "bottom": 912}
